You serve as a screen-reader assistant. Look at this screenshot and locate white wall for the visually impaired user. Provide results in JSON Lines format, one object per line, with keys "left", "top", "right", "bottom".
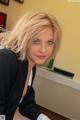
{"left": 33, "top": 67, "right": 80, "bottom": 120}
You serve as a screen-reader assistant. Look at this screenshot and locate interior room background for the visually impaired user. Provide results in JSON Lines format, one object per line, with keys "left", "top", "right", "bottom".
{"left": 0, "top": 0, "right": 80, "bottom": 80}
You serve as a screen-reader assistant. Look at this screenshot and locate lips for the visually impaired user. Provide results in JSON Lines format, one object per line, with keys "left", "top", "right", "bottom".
{"left": 36, "top": 55, "right": 47, "bottom": 59}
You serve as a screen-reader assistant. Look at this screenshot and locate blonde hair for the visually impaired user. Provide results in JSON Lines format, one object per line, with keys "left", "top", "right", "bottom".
{"left": 0, "top": 11, "right": 62, "bottom": 61}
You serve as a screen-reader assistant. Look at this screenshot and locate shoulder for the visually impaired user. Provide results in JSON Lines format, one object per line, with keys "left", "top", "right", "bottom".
{"left": 0, "top": 48, "right": 17, "bottom": 60}
{"left": 0, "top": 48, "right": 19, "bottom": 73}
{"left": 0, "top": 48, "right": 19, "bottom": 85}
{"left": 0, "top": 48, "right": 18, "bottom": 64}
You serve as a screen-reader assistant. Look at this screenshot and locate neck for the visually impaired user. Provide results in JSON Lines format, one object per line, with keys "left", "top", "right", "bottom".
{"left": 28, "top": 59, "right": 35, "bottom": 71}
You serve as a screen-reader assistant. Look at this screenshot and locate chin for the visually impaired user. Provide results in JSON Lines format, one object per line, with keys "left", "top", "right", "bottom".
{"left": 35, "top": 60, "right": 47, "bottom": 65}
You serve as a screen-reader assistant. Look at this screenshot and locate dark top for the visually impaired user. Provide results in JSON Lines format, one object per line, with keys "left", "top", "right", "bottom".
{"left": 0, "top": 48, "right": 41, "bottom": 120}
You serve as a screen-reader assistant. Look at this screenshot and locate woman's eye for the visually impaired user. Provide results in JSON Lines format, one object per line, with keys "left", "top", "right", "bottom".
{"left": 48, "top": 40, "right": 55, "bottom": 45}
{"left": 32, "top": 39, "right": 40, "bottom": 45}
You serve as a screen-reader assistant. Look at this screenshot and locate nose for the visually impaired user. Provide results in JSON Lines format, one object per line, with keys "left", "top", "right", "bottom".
{"left": 40, "top": 43, "right": 47, "bottom": 53}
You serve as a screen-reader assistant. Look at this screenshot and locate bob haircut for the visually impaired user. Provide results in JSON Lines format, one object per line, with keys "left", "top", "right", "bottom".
{"left": 0, "top": 11, "right": 62, "bottom": 61}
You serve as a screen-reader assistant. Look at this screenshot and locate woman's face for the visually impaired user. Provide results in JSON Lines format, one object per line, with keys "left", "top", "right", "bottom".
{"left": 27, "top": 27, "right": 55, "bottom": 66}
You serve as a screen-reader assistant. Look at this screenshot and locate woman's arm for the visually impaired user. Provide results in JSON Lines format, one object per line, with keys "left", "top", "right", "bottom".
{"left": 0, "top": 51, "right": 12, "bottom": 114}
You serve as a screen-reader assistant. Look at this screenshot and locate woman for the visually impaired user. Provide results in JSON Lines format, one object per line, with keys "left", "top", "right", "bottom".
{"left": 0, "top": 11, "right": 61, "bottom": 120}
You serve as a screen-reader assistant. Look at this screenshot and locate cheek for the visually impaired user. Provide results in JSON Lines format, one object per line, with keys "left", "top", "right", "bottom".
{"left": 28, "top": 47, "right": 37, "bottom": 56}
{"left": 48, "top": 47, "right": 54, "bottom": 56}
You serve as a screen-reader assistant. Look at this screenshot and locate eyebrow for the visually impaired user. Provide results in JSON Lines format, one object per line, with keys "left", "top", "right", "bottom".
{"left": 45, "top": 39, "right": 56, "bottom": 44}
{"left": 48, "top": 39, "right": 55, "bottom": 41}
{"left": 34, "top": 38, "right": 55, "bottom": 41}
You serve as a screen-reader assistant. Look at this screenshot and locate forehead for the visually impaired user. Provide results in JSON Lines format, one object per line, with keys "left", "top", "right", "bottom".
{"left": 37, "top": 27, "right": 54, "bottom": 39}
